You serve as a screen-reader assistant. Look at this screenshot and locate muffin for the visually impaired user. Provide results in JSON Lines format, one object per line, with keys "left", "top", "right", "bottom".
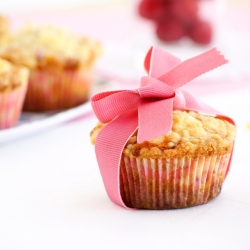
{"left": 0, "top": 58, "right": 29, "bottom": 129}
{"left": 0, "top": 24, "right": 102, "bottom": 111}
{"left": 89, "top": 45, "right": 236, "bottom": 210}
{"left": 0, "top": 15, "right": 11, "bottom": 45}
{"left": 90, "top": 110, "right": 235, "bottom": 209}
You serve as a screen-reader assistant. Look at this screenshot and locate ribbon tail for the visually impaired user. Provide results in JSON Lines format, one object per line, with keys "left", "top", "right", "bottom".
{"left": 158, "top": 48, "right": 228, "bottom": 89}
{"left": 181, "top": 89, "right": 234, "bottom": 124}
{"left": 138, "top": 98, "right": 173, "bottom": 143}
{"left": 180, "top": 89, "right": 222, "bottom": 115}
{"left": 95, "top": 109, "right": 138, "bottom": 208}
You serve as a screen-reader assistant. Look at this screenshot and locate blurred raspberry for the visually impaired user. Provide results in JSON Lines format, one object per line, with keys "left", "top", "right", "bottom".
{"left": 171, "top": 0, "right": 198, "bottom": 24}
{"left": 188, "top": 20, "right": 212, "bottom": 44}
{"left": 138, "top": 0, "right": 213, "bottom": 45}
{"left": 156, "top": 20, "right": 186, "bottom": 42}
{"left": 138, "top": 0, "right": 165, "bottom": 20}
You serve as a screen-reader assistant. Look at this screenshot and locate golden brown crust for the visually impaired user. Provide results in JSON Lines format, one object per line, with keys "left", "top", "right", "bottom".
{"left": 90, "top": 122, "right": 104, "bottom": 144}
{"left": 90, "top": 110, "right": 236, "bottom": 158}
{"left": 0, "top": 58, "right": 29, "bottom": 91}
{"left": 0, "top": 24, "right": 102, "bottom": 71}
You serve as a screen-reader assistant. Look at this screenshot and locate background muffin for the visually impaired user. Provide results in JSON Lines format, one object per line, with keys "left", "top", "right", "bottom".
{"left": 90, "top": 110, "right": 236, "bottom": 209}
{"left": 0, "top": 24, "right": 102, "bottom": 111}
{"left": 0, "top": 58, "right": 29, "bottom": 129}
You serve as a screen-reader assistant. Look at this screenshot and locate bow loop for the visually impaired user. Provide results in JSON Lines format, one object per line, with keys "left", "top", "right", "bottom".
{"left": 91, "top": 90, "right": 141, "bottom": 124}
{"left": 144, "top": 46, "right": 181, "bottom": 77}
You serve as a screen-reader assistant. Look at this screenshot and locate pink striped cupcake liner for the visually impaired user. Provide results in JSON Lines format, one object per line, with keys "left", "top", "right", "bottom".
{"left": 0, "top": 83, "right": 28, "bottom": 129}
{"left": 23, "top": 69, "right": 93, "bottom": 111}
{"left": 120, "top": 154, "right": 231, "bottom": 209}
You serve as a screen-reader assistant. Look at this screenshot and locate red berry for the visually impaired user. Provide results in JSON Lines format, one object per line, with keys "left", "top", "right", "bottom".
{"left": 188, "top": 20, "right": 212, "bottom": 44}
{"left": 156, "top": 20, "right": 186, "bottom": 42}
{"left": 171, "top": 0, "right": 198, "bottom": 24}
{"left": 138, "top": 0, "right": 165, "bottom": 20}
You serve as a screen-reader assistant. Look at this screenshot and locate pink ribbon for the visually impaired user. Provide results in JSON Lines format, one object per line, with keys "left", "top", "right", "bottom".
{"left": 91, "top": 46, "right": 234, "bottom": 209}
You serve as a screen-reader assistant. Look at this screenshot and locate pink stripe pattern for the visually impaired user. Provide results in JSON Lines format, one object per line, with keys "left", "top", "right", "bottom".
{"left": 120, "top": 154, "right": 230, "bottom": 209}
{"left": 0, "top": 83, "right": 28, "bottom": 129}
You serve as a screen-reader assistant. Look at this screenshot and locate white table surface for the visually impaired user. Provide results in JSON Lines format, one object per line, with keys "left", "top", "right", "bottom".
{"left": 0, "top": 88, "right": 250, "bottom": 250}
{"left": 1, "top": 1, "right": 250, "bottom": 249}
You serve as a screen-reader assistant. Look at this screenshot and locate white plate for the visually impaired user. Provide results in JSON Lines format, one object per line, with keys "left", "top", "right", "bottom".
{"left": 0, "top": 102, "right": 93, "bottom": 144}
{"left": 0, "top": 76, "right": 118, "bottom": 144}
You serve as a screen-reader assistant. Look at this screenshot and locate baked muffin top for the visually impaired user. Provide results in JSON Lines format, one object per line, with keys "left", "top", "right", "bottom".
{"left": 0, "top": 24, "right": 102, "bottom": 70}
{"left": 90, "top": 110, "right": 236, "bottom": 158}
{"left": 0, "top": 58, "right": 29, "bottom": 91}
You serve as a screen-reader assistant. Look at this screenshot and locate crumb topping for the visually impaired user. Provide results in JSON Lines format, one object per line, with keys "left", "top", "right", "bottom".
{"left": 90, "top": 110, "right": 236, "bottom": 158}
{"left": 0, "top": 24, "right": 102, "bottom": 70}
{"left": 0, "top": 58, "right": 29, "bottom": 91}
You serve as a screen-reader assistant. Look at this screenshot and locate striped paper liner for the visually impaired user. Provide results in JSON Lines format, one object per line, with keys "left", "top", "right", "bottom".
{"left": 0, "top": 83, "right": 28, "bottom": 130}
{"left": 120, "top": 154, "right": 231, "bottom": 209}
{"left": 23, "top": 69, "right": 93, "bottom": 112}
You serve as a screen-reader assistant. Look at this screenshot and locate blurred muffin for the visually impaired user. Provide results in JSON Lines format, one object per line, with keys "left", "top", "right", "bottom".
{"left": 0, "top": 24, "right": 102, "bottom": 111}
{"left": 90, "top": 110, "right": 236, "bottom": 209}
{"left": 0, "top": 15, "right": 11, "bottom": 45}
{"left": 0, "top": 58, "right": 29, "bottom": 129}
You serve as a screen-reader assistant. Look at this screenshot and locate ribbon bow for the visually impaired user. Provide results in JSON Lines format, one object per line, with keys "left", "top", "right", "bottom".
{"left": 91, "top": 46, "right": 230, "bottom": 208}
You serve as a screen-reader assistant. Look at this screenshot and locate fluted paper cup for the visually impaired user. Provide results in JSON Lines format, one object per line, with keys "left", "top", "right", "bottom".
{"left": 0, "top": 82, "right": 28, "bottom": 129}
{"left": 23, "top": 69, "right": 92, "bottom": 111}
{"left": 120, "top": 154, "right": 231, "bottom": 209}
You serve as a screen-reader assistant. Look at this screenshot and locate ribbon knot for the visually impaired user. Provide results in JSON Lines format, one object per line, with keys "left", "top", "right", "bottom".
{"left": 91, "top": 46, "right": 230, "bottom": 209}
{"left": 138, "top": 76, "right": 175, "bottom": 100}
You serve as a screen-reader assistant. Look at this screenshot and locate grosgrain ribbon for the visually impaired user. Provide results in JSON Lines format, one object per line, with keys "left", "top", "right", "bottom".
{"left": 91, "top": 46, "right": 232, "bottom": 209}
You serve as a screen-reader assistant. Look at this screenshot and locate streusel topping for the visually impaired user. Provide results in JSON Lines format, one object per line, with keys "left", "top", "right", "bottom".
{"left": 0, "top": 24, "right": 102, "bottom": 70}
{"left": 0, "top": 58, "right": 29, "bottom": 91}
{"left": 90, "top": 110, "right": 236, "bottom": 158}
